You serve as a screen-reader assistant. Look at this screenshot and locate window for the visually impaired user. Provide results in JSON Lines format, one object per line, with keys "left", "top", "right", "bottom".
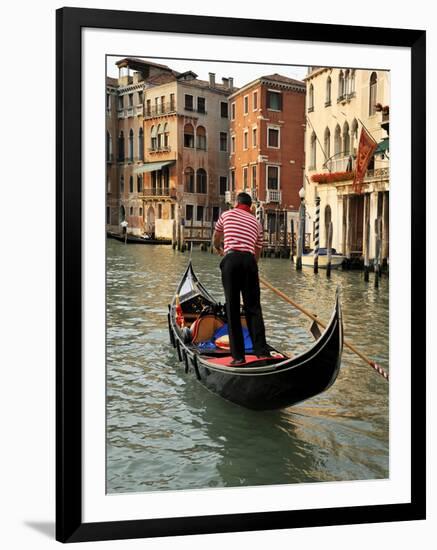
{"left": 154, "top": 97, "right": 159, "bottom": 114}
{"left": 350, "top": 70, "right": 356, "bottom": 94}
{"left": 334, "top": 124, "right": 341, "bottom": 155}
{"left": 253, "top": 91, "right": 258, "bottom": 110}
{"left": 267, "top": 166, "right": 279, "bottom": 189}
{"left": 252, "top": 127, "right": 257, "bottom": 148}
{"left": 267, "top": 90, "right": 282, "bottom": 111}
{"left": 118, "top": 95, "right": 123, "bottom": 110}
{"left": 344, "top": 70, "right": 350, "bottom": 96}
{"left": 213, "top": 207, "right": 220, "bottom": 222}
{"left": 185, "top": 94, "right": 194, "bottom": 111}
{"left": 243, "top": 130, "right": 248, "bottom": 150}
{"left": 197, "top": 97, "right": 206, "bottom": 113}
{"left": 244, "top": 95, "right": 249, "bottom": 114}
{"left": 128, "top": 129, "right": 134, "bottom": 161}
{"left": 129, "top": 176, "right": 134, "bottom": 193}
{"left": 231, "top": 102, "right": 236, "bottom": 120}
{"left": 220, "top": 132, "right": 228, "bottom": 152}
{"left": 150, "top": 125, "right": 157, "bottom": 150}
{"left": 230, "top": 170, "right": 235, "bottom": 191}
{"left": 324, "top": 127, "right": 331, "bottom": 162}
{"left": 268, "top": 127, "right": 280, "bottom": 148}
{"left": 139, "top": 207, "right": 143, "bottom": 217}
{"left": 163, "top": 123, "right": 169, "bottom": 148}
{"left": 128, "top": 93, "right": 133, "bottom": 107}
{"left": 310, "top": 132, "right": 317, "bottom": 169}
{"left": 160, "top": 96, "right": 165, "bottom": 114}
{"left": 196, "top": 126, "right": 207, "bottom": 150}
{"left": 106, "top": 131, "right": 112, "bottom": 161}
{"left": 117, "top": 131, "right": 124, "bottom": 161}
{"left": 137, "top": 175, "right": 143, "bottom": 193}
{"left": 252, "top": 165, "right": 257, "bottom": 187}
{"left": 308, "top": 84, "right": 314, "bottom": 111}
{"left": 351, "top": 119, "right": 359, "bottom": 154}
{"left": 338, "top": 71, "right": 345, "bottom": 99}
{"left": 107, "top": 175, "right": 111, "bottom": 193}
{"left": 120, "top": 175, "right": 124, "bottom": 193}
{"left": 170, "top": 93, "right": 175, "bottom": 111}
{"left": 369, "top": 72, "right": 378, "bottom": 115}
{"left": 157, "top": 124, "right": 164, "bottom": 149}
{"left": 343, "top": 122, "right": 350, "bottom": 156}
{"left": 220, "top": 102, "right": 228, "bottom": 118}
{"left": 219, "top": 176, "right": 227, "bottom": 195}
{"left": 184, "top": 123, "right": 194, "bottom": 148}
{"left": 138, "top": 91, "right": 143, "bottom": 104}
{"left": 231, "top": 135, "right": 236, "bottom": 154}
{"left": 158, "top": 204, "right": 162, "bottom": 218}
{"left": 171, "top": 204, "right": 175, "bottom": 219}
{"left": 106, "top": 93, "right": 111, "bottom": 110}
{"left": 184, "top": 167, "right": 195, "bottom": 193}
{"left": 106, "top": 206, "right": 110, "bottom": 224}
{"left": 243, "top": 167, "right": 248, "bottom": 188}
{"left": 186, "top": 204, "right": 193, "bottom": 220}
{"left": 138, "top": 128, "right": 144, "bottom": 160}
{"left": 196, "top": 205, "right": 204, "bottom": 221}
{"left": 130, "top": 206, "right": 134, "bottom": 216}
{"left": 146, "top": 99, "right": 151, "bottom": 116}
{"left": 325, "top": 77, "right": 332, "bottom": 106}
{"left": 196, "top": 169, "right": 207, "bottom": 194}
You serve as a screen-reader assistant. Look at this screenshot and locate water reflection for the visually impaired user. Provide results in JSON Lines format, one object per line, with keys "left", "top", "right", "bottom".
{"left": 106, "top": 240, "right": 389, "bottom": 493}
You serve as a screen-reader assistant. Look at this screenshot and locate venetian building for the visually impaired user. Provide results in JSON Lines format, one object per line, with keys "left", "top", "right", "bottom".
{"left": 228, "top": 74, "right": 306, "bottom": 234}
{"left": 106, "top": 58, "right": 180, "bottom": 235}
{"left": 139, "top": 70, "right": 236, "bottom": 239}
{"left": 304, "top": 67, "right": 390, "bottom": 262}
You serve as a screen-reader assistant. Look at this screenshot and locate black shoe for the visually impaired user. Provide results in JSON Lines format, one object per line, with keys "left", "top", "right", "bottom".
{"left": 229, "top": 358, "right": 246, "bottom": 366}
{"left": 255, "top": 350, "right": 270, "bottom": 359}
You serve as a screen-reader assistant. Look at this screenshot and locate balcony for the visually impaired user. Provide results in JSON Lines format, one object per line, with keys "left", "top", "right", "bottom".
{"left": 117, "top": 109, "right": 125, "bottom": 119}
{"left": 225, "top": 190, "right": 236, "bottom": 204}
{"left": 142, "top": 187, "right": 176, "bottom": 199}
{"left": 145, "top": 102, "right": 177, "bottom": 118}
{"left": 135, "top": 104, "right": 144, "bottom": 116}
{"left": 126, "top": 106, "right": 134, "bottom": 118}
{"left": 364, "top": 167, "right": 389, "bottom": 182}
{"left": 326, "top": 157, "right": 354, "bottom": 172}
{"left": 148, "top": 146, "right": 172, "bottom": 154}
{"left": 266, "top": 189, "right": 281, "bottom": 203}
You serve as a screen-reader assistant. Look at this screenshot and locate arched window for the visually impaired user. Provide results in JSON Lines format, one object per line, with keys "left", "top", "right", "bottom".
{"left": 351, "top": 119, "right": 359, "bottom": 155}
{"left": 184, "top": 167, "right": 195, "bottom": 193}
{"left": 184, "top": 123, "right": 194, "bottom": 148}
{"left": 150, "top": 125, "right": 157, "bottom": 150}
{"left": 196, "top": 126, "right": 207, "bottom": 150}
{"left": 324, "top": 205, "right": 332, "bottom": 248}
{"left": 128, "top": 129, "right": 134, "bottom": 162}
{"left": 106, "top": 131, "right": 112, "bottom": 161}
{"left": 117, "top": 131, "right": 124, "bottom": 161}
{"left": 325, "top": 77, "right": 331, "bottom": 105}
{"left": 130, "top": 206, "right": 134, "bottom": 216}
{"left": 157, "top": 124, "right": 164, "bottom": 149}
{"left": 369, "top": 72, "right": 378, "bottom": 115}
{"left": 129, "top": 175, "right": 134, "bottom": 193}
{"left": 324, "top": 127, "right": 331, "bottom": 163}
{"left": 120, "top": 175, "right": 124, "bottom": 194}
{"left": 343, "top": 121, "right": 350, "bottom": 156}
{"left": 334, "top": 124, "right": 341, "bottom": 156}
{"left": 338, "top": 70, "right": 345, "bottom": 99}
{"left": 310, "top": 132, "right": 317, "bottom": 169}
{"left": 196, "top": 169, "right": 207, "bottom": 193}
{"left": 350, "top": 70, "right": 356, "bottom": 94}
{"left": 138, "top": 128, "right": 144, "bottom": 160}
{"left": 344, "top": 69, "right": 350, "bottom": 96}
{"left": 137, "top": 175, "right": 143, "bottom": 193}
{"left": 163, "top": 123, "right": 169, "bottom": 149}
{"left": 308, "top": 84, "right": 314, "bottom": 111}
{"left": 120, "top": 205, "right": 125, "bottom": 223}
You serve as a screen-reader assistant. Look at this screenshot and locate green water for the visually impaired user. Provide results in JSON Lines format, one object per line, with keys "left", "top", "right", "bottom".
{"left": 106, "top": 239, "right": 389, "bottom": 493}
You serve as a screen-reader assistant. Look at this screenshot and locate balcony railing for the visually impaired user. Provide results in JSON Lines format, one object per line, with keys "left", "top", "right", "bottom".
{"left": 266, "top": 189, "right": 281, "bottom": 203}
{"left": 126, "top": 106, "right": 134, "bottom": 117}
{"left": 364, "top": 167, "right": 389, "bottom": 181}
{"left": 225, "top": 190, "right": 236, "bottom": 204}
{"left": 326, "top": 157, "right": 354, "bottom": 172}
{"left": 135, "top": 104, "right": 144, "bottom": 116}
{"left": 143, "top": 187, "right": 175, "bottom": 198}
{"left": 148, "top": 146, "right": 172, "bottom": 153}
{"left": 145, "top": 102, "right": 177, "bottom": 118}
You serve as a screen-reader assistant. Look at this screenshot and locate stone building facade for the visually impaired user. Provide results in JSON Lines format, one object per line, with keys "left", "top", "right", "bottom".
{"left": 304, "top": 67, "right": 390, "bottom": 261}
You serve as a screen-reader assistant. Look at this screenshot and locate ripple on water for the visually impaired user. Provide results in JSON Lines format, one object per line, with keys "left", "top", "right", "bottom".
{"left": 106, "top": 242, "right": 389, "bottom": 493}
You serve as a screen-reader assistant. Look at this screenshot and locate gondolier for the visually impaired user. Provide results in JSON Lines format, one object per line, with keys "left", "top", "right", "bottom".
{"left": 213, "top": 192, "right": 269, "bottom": 365}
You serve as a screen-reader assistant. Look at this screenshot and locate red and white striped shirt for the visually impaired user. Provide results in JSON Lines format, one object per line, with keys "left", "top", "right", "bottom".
{"left": 215, "top": 206, "right": 263, "bottom": 254}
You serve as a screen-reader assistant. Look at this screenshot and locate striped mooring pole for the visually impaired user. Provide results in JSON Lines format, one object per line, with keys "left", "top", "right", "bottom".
{"left": 313, "top": 195, "right": 320, "bottom": 274}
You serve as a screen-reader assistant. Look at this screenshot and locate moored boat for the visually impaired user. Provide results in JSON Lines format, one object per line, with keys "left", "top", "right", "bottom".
{"left": 168, "top": 262, "right": 343, "bottom": 410}
{"left": 293, "top": 248, "right": 345, "bottom": 269}
{"left": 107, "top": 231, "right": 172, "bottom": 245}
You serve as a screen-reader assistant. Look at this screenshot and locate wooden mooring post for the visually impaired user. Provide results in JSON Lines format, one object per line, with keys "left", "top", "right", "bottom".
{"left": 364, "top": 219, "right": 370, "bottom": 282}
{"left": 326, "top": 221, "right": 333, "bottom": 278}
{"left": 290, "top": 219, "right": 295, "bottom": 263}
{"left": 374, "top": 217, "right": 382, "bottom": 288}
{"left": 313, "top": 196, "right": 320, "bottom": 274}
{"left": 296, "top": 202, "right": 305, "bottom": 271}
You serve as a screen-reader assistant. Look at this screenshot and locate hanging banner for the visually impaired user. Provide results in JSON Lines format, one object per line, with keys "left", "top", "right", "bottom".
{"left": 352, "top": 127, "right": 378, "bottom": 194}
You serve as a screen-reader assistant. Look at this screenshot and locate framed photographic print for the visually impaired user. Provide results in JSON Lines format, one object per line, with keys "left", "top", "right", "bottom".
{"left": 56, "top": 6, "right": 426, "bottom": 543}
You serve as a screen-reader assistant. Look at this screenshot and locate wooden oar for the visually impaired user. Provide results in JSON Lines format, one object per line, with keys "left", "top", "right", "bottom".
{"left": 259, "top": 275, "right": 389, "bottom": 381}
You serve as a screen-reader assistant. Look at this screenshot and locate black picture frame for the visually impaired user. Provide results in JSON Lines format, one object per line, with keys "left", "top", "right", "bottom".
{"left": 56, "top": 6, "right": 426, "bottom": 543}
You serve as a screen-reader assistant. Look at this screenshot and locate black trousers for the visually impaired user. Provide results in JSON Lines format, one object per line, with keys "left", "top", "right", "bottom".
{"left": 220, "top": 251, "right": 268, "bottom": 360}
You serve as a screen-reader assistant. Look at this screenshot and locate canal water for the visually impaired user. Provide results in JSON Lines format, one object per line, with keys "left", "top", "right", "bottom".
{"left": 106, "top": 239, "right": 389, "bottom": 493}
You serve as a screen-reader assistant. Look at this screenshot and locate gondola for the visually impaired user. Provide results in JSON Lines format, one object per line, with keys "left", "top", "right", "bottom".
{"left": 107, "top": 231, "right": 172, "bottom": 245}
{"left": 168, "top": 262, "right": 343, "bottom": 411}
